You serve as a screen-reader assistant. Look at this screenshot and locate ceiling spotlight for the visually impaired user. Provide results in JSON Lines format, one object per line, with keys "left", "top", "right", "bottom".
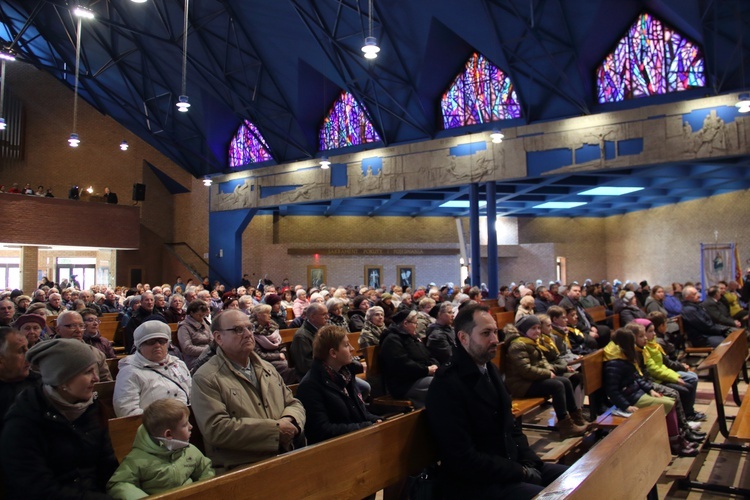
{"left": 320, "top": 156, "right": 331, "bottom": 169}
{"left": 68, "top": 133, "right": 80, "bottom": 147}
{"left": 736, "top": 93, "right": 750, "bottom": 113}
{"left": 176, "top": 95, "right": 190, "bottom": 112}
{"left": 490, "top": 130, "right": 505, "bottom": 143}
{"left": 130, "top": 0, "right": 148, "bottom": 3}
{"left": 202, "top": 177, "right": 212, "bottom": 187}
{"left": 0, "top": 118, "right": 5, "bottom": 131}
{"left": 361, "top": 37, "right": 380, "bottom": 60}
{"left": 120, "top": 140, "right": 129, "bottom": 151}
{"left": 0, "top": 51, "right": 15, "bottom": 62}
{"left": 73, "top": 6, "right": 95, "bottom": 19}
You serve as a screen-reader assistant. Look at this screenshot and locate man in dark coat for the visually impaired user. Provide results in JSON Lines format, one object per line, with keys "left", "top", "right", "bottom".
{"left": 426, "top": 302, "right": 456, "bottom": 365}
{"left": 559, "top": 283, "right": 610, "bottom": 348}
{"left": 426, "top": 304, "right": 567, "bottom": 499}
{"left": 290, "top": 302, "right": 329, "bottom": 379}
{"left": 681, "top": 285, "right": 730, "bottom": 347}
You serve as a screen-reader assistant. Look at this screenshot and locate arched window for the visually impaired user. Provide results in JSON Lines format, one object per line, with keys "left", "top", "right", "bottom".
{"left": 319, "top": 91, "right": 381, "bottom": 150}
{"left": 596, "top": 12, "right": 705, "bottom": 103}
{"left": 228, "top": 120, "right": 272, "bottom": 168}
{"left": 440, "top": 52, "right": 521, "bottom": 129}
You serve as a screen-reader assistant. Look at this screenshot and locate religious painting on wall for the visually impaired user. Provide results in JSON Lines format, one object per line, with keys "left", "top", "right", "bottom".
{"left": 307, "top": 265, "right": 327, "bottom": 289}
{"left": 397, "top": 265, "right": 415, "bottom": 290}
{"left": 364, "top": 266, "right": 382, "bottom": 289}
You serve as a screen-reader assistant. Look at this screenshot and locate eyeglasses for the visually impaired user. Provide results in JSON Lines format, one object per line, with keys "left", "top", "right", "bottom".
{"left": 220, "top": 325, "right": 252, "bottom": 336}
{"left": 59, "top": 323, "right": 85, "bottom": 329}
{"left": 84, "top": 317, "right": 100, "bottom": 323}
{"left": 142, "top": 338, "right": 169, "bottom": 346}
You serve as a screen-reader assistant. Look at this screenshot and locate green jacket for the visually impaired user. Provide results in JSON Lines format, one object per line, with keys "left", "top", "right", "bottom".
{"left": 642, "top": 340, "right": 680, "bottom": 384}
{"left": 107, "top": 425, "right": 214, "bottom": 499}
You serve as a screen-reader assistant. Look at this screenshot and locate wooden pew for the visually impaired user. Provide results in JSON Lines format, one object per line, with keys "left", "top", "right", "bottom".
{"left": 102, "top": 312, "right": 119, "bottom": 319}
{"left": 696, "top": 328, "right": 749, "bottom": 441}
{"left": 585, "top": 305, "right": 619, "bottom": 330}
{"left": 95, "top": 380, "right": 117, "bottom": 420}
{"left": 99, "top": 321, "right": 118, "bottom": 342}
{"left": 109, "top": 414, "right": 142, "bottom": 462}
{"left": 579, "top": 349, "right": 627, "bottom": 428}
{"left": 495, "top": 311, "right": 515, "bottom": 330}
{"left": 169, "top": 322, "right": 180, "bottom": 349}
{"left": 150, "top": 410, "right": 437, "bottom": 500}
{"left": 538, "top": 405, "right": 670, "bottom": 499}
{"left": 280, "top": 328, "right": 297, "bottom": 344}
{"left": 106, "top": 357, "right": 121, "bottom": 380}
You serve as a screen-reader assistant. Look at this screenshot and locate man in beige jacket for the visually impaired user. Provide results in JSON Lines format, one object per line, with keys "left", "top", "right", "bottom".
{"left": 191, "top": 309, "right": 305, "bottom": 472}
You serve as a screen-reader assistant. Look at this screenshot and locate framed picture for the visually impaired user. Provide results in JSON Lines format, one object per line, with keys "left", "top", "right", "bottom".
{"left": 396, "top": 265, "right": 415, "bottom": 290}
{"left": 307, "top": 265, "right": 327, "bottom": 289}
{"left": 364, "top": 265, "right": 383, "bottom": 289}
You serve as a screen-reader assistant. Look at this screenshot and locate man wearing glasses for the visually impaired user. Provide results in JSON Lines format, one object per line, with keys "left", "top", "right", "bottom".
{"left": 191, "top": 309, "right": 305, "bottom": 472}
{"left": 80, "top": 308, "right": 116, "bottom": 359}
{"left": 55, "top": 310, "right": 112, "bottom": 381}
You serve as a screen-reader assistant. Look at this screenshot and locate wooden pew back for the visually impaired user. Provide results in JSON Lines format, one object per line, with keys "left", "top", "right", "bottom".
{"left": 580, "top": 349, "right": 604, "bottom": 395}
{"left": 279, "top": 328, "right": 297, "bottom": 344}
{"left": 495, "top": 311, "right": 515, "bottom": 330}
{"left": 150, "top": 410, "right": 437, "bottom": 500}
{"left": 95, "top": 380, "right": 117, "bottom": 420}
{"left": 539, "top": 405, "right": 670, "bottom": 499}
{"left": 99, "top": 321, "right": 118, "bottom": 342}
{"left": 109, "top": 414, "right": 142, "bottom": 462}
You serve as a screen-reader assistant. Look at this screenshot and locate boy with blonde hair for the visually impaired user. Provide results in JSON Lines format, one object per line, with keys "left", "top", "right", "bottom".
{"left": 107, "top": 399, "right": 214, "bottom": 498}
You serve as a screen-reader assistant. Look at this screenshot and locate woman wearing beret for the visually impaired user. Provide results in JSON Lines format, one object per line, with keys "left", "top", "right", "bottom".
{"left": 0, "top": 338, "right": 118, "bottom": 499}
{"left": 114, "top": 320, "right": 192, "bottom": 417}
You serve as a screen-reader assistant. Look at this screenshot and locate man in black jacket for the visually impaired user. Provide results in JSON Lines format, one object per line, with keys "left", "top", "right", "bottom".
{"left": 426, "top": 304, "right": 567, "bottom": 499}
{"left": 682, "top": 286, "right": 730, "bottom": 347}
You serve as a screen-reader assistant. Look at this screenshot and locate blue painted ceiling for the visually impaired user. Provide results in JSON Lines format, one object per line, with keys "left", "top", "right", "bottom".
{"left": 2, "top": 0, "right": 750, "bottom": 217}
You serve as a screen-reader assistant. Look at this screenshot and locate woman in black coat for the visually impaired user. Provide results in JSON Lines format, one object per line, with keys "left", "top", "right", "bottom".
{"left": 379, "top": 310, "right": 438, "bottom": 407}
{"left": 296, "top": 326, "right": 380, "bottom": 444}
{"left": 0, "top": 339, "right": 118, "bottom": 499}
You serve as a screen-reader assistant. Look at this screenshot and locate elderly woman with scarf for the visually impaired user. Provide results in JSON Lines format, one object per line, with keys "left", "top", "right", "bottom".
{"left": 251, "top": 303, "right": 298, "bottom": 384}
{"left": 503, "top": 315, "right": 588, "bottom": 439}
{"left": 358, "top": 306, "right": 386, "bottom": 349}
{"left": 1, "top": 339, "right": 118, "bottom": 498}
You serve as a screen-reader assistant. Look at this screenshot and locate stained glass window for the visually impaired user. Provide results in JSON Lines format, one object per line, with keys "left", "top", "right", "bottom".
{"left": 228, "top": 120, "right": 272, "bottom": 168}
{"left": 596, "top": 12, "right": 705, "bottom": 103}
{"left": 319, "top": 92, "right": 381, "bottom": 150}
{"left": 440, "top": 52, "right": 521, "bottom": 129}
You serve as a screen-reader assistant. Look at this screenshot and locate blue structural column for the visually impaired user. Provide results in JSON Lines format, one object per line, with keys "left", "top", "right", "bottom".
{"left": 486, "top": 182, "right": 498, "bottom": 299}
{"left": 469, "top": 183, "right": 481, "bottom": 287}
{"left": 209, "top": 208, "right": 257, "bottom": 287}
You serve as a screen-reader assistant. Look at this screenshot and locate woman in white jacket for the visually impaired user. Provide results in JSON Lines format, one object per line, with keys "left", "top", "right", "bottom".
{"left": 114, "top": 320, "right": 192, "bottom": 417}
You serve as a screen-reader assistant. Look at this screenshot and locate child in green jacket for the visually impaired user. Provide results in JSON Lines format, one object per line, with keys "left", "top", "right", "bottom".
{"left": 107, "top": 399, "right": 214, "bottom": 499}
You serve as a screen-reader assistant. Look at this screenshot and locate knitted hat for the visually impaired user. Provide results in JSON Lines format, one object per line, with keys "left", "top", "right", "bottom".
{"left": 13, "top": 314, "right": 46, "bottom": 330}
{"left": 352, "top": 296, "right": 368, "bottom": 310}
{"left": 133, "top": 320, "right": 171, "bottom": 349}
{"left": 412, "top": 290, "right": 425, "bottom": 301}
{"left": 14, "top": 295, "right": 32, "bottom": 305}
{"left": 633, "top": 318, "right": 652, "bottom": 328}
{"left": 381, "top": 293, "right": 392, "bottom": 300}
{"left": 392, "top": 309, "right": 412, "bottom": 325}
{"left": 516, "top": 315, "right": 541, "bottom": 335}
{"left": 26, "top": 338, "right": 96, "bottom": 386}
{"left": 624, "top": 291, "right": 636, "bottom": 301}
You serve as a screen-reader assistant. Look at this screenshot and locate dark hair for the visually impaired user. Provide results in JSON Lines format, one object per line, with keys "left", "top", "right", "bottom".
{"left": 79, "top": 307, "right": 100, "bottom": 319}
{"left": 650, "top": 285, "right": 664, "bottom": 298}
{"left": 547, "top": 305, "right": 565, "bottom": 321}
{"left": 454, "top": 304, "right": 490, "bottom": 337}
{"left": 186, "top": 300, "right": 209, "bottom": 315}
{"left": 0, "top": 326, "right": 20, "bottom": 356}
{"left": 612, "top": 328, "right": 636, "bottom": 363}
{"left": 647, "top": 311, "right": 667, "bottom": 332}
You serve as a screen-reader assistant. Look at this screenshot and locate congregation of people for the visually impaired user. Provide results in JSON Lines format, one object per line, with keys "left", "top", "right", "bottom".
{"left": 1, "top": 269, "right": 749, "bottom": 498}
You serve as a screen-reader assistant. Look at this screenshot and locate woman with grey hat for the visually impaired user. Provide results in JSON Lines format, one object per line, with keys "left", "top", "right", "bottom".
{"left": 113, "top": 320, "right": 191, "bottom": 417}
{"left": 0, "top": 338, "right": 118, "bottom": 498}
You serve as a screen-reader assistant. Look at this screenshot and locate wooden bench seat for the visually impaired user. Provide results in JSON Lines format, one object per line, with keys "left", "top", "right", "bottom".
{"left": 538, "top": 405, "right": 669, "bottom": 499}
{"left": 150, "top": 410, "right": 437, "bottom": 500}
{"left": 585, "top": 305, "right": 619, "bottom": 330}
{"left": 279, "top": 327, "right": 297, "bottom": 344}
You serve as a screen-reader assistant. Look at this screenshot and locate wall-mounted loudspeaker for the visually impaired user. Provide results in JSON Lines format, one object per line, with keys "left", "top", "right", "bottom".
{"left": 132, "top": 183, "right": 146, "bottom": 201}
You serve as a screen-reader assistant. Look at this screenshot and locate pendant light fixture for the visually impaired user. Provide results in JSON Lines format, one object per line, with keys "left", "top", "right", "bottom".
{"left": 361, "top": 0, "right": 379, "bottom": 59}
{"left": 69, "top": 7, "right": 92, "bottom": 147}
{"left": 176, "top": 0, "right": 191, "bottom": 112}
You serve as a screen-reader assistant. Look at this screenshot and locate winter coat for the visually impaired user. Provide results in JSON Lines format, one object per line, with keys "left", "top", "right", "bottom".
{"left": 681, "top": 300, "right": 728, "bottom": 346}
{"left": 702, "top": 297, "right": 736, "bottom": 327}
{"left": 326, "top": 313, "right": 349, "bottom": 332}
{"left": 602, "top": 342, "right": 652, "bottom": 410}
{"left": 644, "top": 296, "right": 667, "bottom": 315}
{"left": 379, "top": 325, "right": 436, "bottom": 399}
{"left": 503, "top": 333, "right": 553, "bottom": 398}
{"left": 190, "top": 346, "right": 306, "bottom": 471}
{"left": 295, "top": 359, "right": 379, "bottom": 444}
{"left": 642, "top": 339, "right": 684, "bottom": 384}
{"left": 292, "top": 298, "right": 308, "bottom": 318}
{"left": 346, "top": 310, "right": 366, "bottom": 332}
{"left": 724, "top": 292, "right": 745, "bottom": 318}
{"left": 619, "top": 304, "right": 647, "bottom": 325}
{"left": 425, "top": 322, "right": 456, "bottom": 365}
{"left": 538, "top": 333, "right": 569, "bottom": 375}
{"left": 114, "top": 352, "right": 192, "bottom": 417}
{"left": 106, "top": 424, "right": 214, "bottom": 499}
{"left": 358, "top": 320, "right": 385, "bottom": 349}
{"left": 177, "top": 315, "right": 214, "bottom": 371}
{"left": 425, "top": 343, "right": 543, "bottom": 498}
{"left": 290, "top": 321, "right": 318, "bottom": 378}
{"left": 0, "top": 384, "right": 118, "bottom": 499}
{"left": 84, "top": 332, "right": 117, "bottom": 359}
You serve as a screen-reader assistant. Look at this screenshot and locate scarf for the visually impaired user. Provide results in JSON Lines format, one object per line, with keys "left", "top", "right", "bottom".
{"left": 252, "top": 316, "right": 283, "bottom": 351}
{"left": 323, "top": 362, "right": 352, "bottom": 395}
{"left": 550, "top": 325, "right": 572, "bottom": 348}
{"left": 539, "top": 333, "right": 560, "bottom": 355}
{"left": 44, "top": 384, "right": 93, "bottom": 422}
